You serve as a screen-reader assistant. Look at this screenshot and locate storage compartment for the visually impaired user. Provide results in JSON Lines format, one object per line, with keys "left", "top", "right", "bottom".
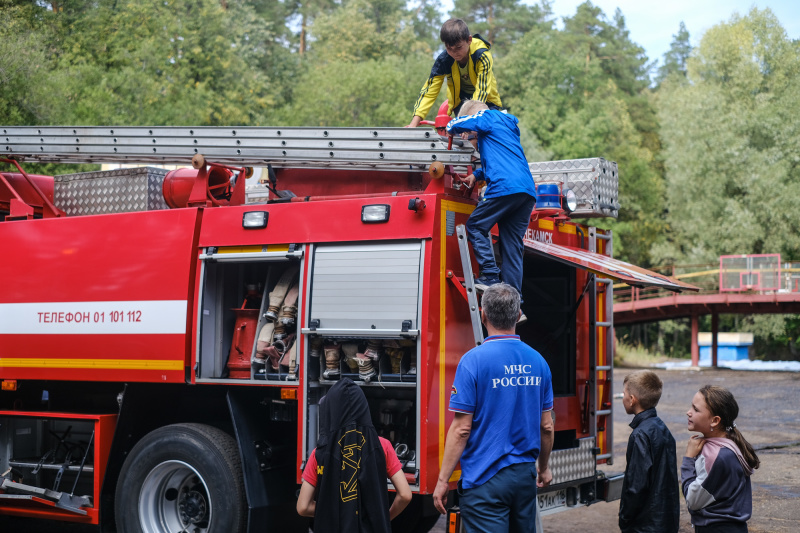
{"left": 302, "top": 241, "right": 423, "bottom": 486}
{"left": 53, "top": 166, "right": 169, "bottom": 215}
{"left": 311, "top": 337, "right": 417, "bottom": 384}
{"left": 305, "top": 383, "right": 419, "bottom": 484}
{"left": 529, "top": 157, "right": 619, "bottom": 219}
{"left": 2, "top": 418, "right": 94, "bottom": 495}
{"left": 197, "top": 247, "right": 304, "bottom": 382}
{"left": 0, "top": 412, "right": 116, "bottom": 523}
{"left": 304, "top": 334, "right": 419, "bottom": 483}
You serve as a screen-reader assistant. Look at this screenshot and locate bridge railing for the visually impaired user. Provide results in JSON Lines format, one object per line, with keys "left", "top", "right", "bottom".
{"left": 613, "top": 260, "right": 800, "bottom": 305}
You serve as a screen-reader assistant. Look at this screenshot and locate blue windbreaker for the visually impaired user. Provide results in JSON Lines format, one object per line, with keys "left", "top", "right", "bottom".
{"left": 446, "top": 109, "right": 536, "bottom": 200}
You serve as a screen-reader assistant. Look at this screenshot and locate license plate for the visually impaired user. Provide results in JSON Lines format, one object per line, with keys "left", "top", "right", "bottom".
{"left": 537, "top": 489, "right": 567, "bottom": 514}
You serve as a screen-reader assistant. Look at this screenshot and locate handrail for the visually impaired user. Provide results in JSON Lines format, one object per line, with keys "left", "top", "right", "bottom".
{"left": 614, "top": 259, "right": 800, "bottom": 304}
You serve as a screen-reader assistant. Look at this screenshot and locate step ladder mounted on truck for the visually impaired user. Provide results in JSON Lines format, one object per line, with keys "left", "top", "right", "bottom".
{"left": 0, "top": 125, "right": 697, "bottom": 532}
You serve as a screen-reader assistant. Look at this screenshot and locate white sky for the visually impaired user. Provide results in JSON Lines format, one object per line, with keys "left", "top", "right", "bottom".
{"left": 439, "top": 0, "right": 799, "bottom": 65}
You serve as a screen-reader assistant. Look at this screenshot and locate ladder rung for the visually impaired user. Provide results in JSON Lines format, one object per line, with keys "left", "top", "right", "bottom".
{"left": 595, "top": 409, "right": 612, "bottom": 416}
{"left": 596, "top": 365, "right": 611, "bottom": 372}
{"left": 596, "top": 453, "right": 612, "bottom": 461}
{"left": 456, "top": 224, "right": 484, "bottom": 346}
{"left": 595, "top": 321, "right": 612, "bottom": 328}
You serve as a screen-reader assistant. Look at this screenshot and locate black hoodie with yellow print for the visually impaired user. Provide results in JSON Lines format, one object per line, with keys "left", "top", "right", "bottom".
{"left": 412, "top": 34, "right": 502, "bottom": 120}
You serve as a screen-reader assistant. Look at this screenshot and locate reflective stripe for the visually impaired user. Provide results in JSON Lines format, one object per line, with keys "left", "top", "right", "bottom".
{"left": 0, "top": 358, "right": 183, "bottom": 370}
{"left": 0, "top": 300, "right": 188, "bottom": 334}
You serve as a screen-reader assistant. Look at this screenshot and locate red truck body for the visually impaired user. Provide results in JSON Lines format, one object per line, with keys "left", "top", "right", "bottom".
{"left": 0, "top": 128, "right": 694, "bottom": 532}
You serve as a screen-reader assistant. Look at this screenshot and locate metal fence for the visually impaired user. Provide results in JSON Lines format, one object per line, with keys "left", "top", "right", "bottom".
{"left": 783, "top": 262, "right": 800, "bottom": 293}
{"left": 614, "top": 255, "right": 800, "bottom": 305}
{"left": 720, "top": 254, "right": 781, "bottom": 292}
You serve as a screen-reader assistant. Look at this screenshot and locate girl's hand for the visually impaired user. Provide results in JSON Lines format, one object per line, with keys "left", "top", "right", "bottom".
{"left": 685, "top": 434, "right": 706, "bottom": 458}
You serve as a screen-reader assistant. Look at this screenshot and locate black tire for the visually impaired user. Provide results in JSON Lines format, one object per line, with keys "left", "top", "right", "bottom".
{"left": 115, "top": 423, "right": 246, "bottom": 533}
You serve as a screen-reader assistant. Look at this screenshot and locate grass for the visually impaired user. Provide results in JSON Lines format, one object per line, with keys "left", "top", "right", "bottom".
{"left": 614, "top": 342, "right": 679, "bottom": 368}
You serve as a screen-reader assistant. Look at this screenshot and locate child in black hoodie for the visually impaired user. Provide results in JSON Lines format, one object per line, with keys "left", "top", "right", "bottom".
{"left": 297, "top": 378, "right": 411, "bottom": 531}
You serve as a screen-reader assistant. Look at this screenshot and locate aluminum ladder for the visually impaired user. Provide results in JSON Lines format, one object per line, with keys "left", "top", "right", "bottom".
{"left": 588, "top": 227, "right": 615, "bottom": 464}
{"left": 455, "top": 224, "right": 484, "bottom": 346}
{"left": 0, "top": 126, "right": 472, "bottom": 171}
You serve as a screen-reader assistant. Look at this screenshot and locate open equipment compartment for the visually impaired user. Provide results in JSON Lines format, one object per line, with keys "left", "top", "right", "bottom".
{"left": 0, "top": 411, "right": 116, "bottom": 523}
{"left": 196, "top": 246, "right": 304, "bottom": 382}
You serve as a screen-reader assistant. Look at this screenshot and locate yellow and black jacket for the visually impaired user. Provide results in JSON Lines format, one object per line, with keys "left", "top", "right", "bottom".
{"left": 412, "top": 34, "right": 502, "bottom": 119}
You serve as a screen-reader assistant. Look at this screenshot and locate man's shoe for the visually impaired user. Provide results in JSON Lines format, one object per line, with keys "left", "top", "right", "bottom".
{"left": 474, "top": 276, "right": 501, "bottom": 292}
{"left": 517, "top": 312, "right": 528, "bottom": 325}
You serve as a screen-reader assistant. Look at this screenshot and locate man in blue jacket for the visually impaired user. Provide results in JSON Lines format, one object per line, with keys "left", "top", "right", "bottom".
{"left": 446, "top": 100, "right": 536, "bottom": 321}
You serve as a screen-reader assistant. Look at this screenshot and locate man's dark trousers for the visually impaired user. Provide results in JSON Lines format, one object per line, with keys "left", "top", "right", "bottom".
{"left": 459, "top": 461, "right": 539, "bottom": 532}
{"left": 467, "top": 192, "right": 535, "bottom": 297}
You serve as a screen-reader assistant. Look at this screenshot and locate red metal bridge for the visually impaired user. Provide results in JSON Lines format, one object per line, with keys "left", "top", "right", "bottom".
{"left": 614, "top": 255, "right": 800, "bottom": 365}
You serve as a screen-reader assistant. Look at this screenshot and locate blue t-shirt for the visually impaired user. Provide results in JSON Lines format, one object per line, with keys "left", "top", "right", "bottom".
{"left": 449, "top": 334, "right": 554, "bottom": 489}
{"left": 446, "top": 109, "right": 536, "bottom": 200}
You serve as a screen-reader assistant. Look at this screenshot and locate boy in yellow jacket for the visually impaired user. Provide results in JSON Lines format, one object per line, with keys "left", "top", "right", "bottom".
{"left": 407, "top": 19, "right": 502, "bottom": 128}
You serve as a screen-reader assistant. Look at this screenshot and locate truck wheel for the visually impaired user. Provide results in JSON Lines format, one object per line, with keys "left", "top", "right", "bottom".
{"left": 115, "top": 423, "right": 246, "bottom": 533}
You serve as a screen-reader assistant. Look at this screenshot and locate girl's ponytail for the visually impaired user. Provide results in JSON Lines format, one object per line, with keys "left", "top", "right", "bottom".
{"left": 726, "top": 425, "right": 760, "bottom": 470}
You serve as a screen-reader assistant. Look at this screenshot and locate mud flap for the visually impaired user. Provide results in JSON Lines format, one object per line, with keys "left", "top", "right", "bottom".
{"left": 227, "top": 389, "right": 306, "bottom": 533}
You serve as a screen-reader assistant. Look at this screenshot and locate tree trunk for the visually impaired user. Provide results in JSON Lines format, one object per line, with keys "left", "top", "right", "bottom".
{"left": 300, "top": 13, "right": 307, "bottom": 56}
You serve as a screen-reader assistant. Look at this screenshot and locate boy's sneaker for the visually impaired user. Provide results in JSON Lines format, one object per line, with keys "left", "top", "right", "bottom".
{"left": 474, "top": 275, "right": 501, "bottom": 292}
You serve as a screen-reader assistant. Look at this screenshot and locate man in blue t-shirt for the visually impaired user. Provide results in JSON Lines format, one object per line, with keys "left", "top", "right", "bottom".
{"left": 446, "top": 100, "right": 537, "bottom": 321}
{"left": 433, "top": 283, "right": 554, "bottom": 532}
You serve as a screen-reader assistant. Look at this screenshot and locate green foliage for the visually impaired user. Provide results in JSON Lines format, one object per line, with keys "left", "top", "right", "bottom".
{"left": 655, "top": 22, "right": 691, "bottom": 85}
{"left": 0, "top": 2, "right": 68, "bottom": 124}
{"left": 746, "top": 315, "right": 800, "bottom": 360}
{"left": 499, "top": 1, "right": 662, "bottom": 265}
{"left": 655, "top": 8, "right": 800, "bottom": 264}
{"left": 51, "top": 0, "right": 278, "bottom": 125}
{"left": 451, "top": 0, "right": 551, "bottom": 56}
{"left": 614, "top": 341, "right": 672, "bottom": 367}
{"left": 408, "top": 0, "right": 446, "bottom": 46}
{"left": 274, "top": 0, "right": 439, "bottom": 125}
{"left": 308, "top": 0, "right": 425, "bottom": 61}
{"left": 275, "top": 55, "right": 434, "bottom": 127}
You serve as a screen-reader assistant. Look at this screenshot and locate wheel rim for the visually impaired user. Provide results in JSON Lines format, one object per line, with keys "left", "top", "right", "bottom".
{"left": 139, "top": 460, "right": 213, "bottom": 533}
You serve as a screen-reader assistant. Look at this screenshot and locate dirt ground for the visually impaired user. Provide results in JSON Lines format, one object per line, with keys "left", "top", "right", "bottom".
{"left": 431, "top": 367, "right": 800, "bottom": 533}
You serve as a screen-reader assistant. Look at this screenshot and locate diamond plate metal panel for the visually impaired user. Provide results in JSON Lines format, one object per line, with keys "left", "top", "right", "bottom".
{"left": 54, "top": 167, "right": 169, "bottom": 215}
{"left": 529, "top": 158, "right": 619, "bottom": 219}
{"left": 537, "top": 436, "right": 596, "bottom": 486}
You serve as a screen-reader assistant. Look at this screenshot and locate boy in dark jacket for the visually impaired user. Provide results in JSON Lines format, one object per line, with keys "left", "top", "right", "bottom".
{"left": 619, "top": 370, "right": 680, "bottom": 533}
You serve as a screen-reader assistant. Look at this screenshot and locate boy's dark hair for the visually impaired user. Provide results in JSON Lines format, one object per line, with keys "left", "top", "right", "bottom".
{"left": 624, "top": 370, "right": 662, "bottom": 410}
{"left": 440, "top": 19, "right": 470, "bottom": 47}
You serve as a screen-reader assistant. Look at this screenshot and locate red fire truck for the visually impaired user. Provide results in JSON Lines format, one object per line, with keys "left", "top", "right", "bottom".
{"left": 0, "top": 126, "right": 696, "bottom": 532}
